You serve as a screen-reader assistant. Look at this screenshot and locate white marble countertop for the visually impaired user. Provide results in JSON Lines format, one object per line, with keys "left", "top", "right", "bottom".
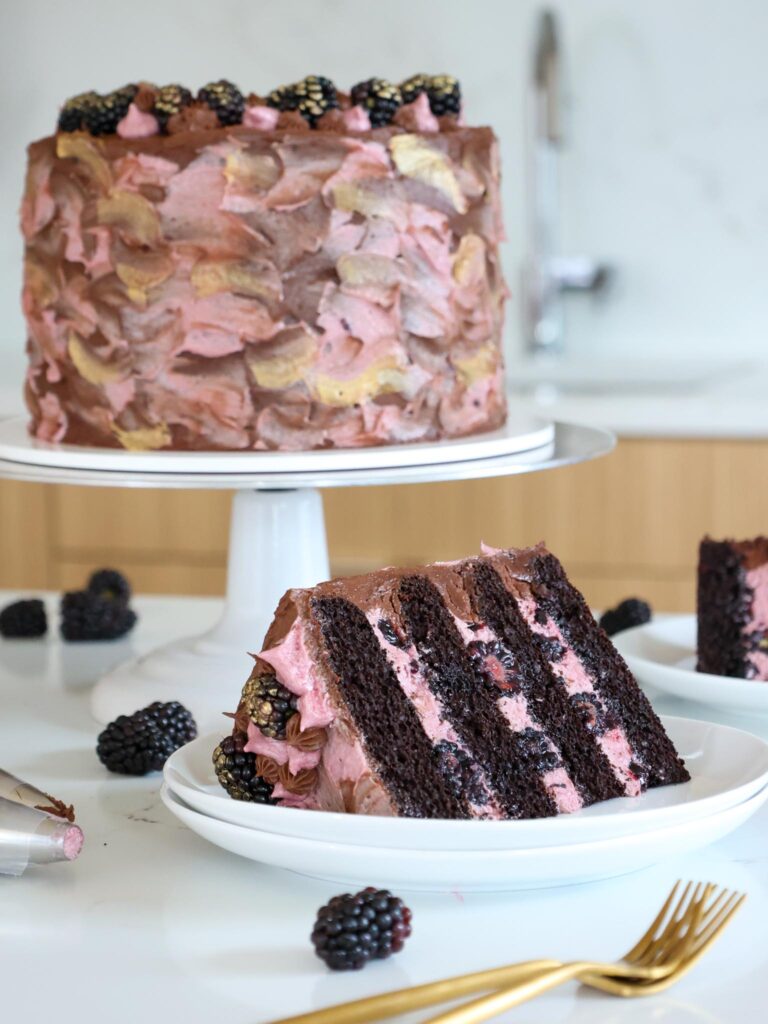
{"left": 1, "top": 592, "right": 766, "bottom": 1023}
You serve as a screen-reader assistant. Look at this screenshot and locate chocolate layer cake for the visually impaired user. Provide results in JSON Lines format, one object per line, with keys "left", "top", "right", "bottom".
{"left": 21, "top": 74, "right": 507, "bottom": 451}
{"left": 216, "top": 545, "right": 689, "bottom": 818}
{"left": 698, "top": 536, "right": 768, "bottom": 680}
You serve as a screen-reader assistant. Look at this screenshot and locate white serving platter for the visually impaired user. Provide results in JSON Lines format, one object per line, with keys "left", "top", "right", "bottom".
{"left": 0, "top": 411, "right": 553, "bottom": 474}
{"left": 615, "top": 615, "right": 768, "bottom": 715}
{"left": 160, "top": 780, "right": 768, "bottom": 893}
{"left": 164, "top": 716, "right": 768, "bottom": 850}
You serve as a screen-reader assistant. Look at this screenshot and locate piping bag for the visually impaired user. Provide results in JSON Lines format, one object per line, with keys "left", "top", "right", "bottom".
{"left": 0, "top": 769, "right": 83, "bottom": 876}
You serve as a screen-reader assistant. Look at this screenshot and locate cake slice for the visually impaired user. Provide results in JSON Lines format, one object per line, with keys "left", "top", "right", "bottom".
{"left": 215, "top": 544, "right": 689, "bottom": 818}
{"left": 698, "top": 536, "right": 768, "bottom": 680}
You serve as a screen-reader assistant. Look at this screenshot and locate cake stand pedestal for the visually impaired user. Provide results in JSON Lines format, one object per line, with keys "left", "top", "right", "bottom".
{"left": 0, "top": 414, "right": 614, "bottom": 732}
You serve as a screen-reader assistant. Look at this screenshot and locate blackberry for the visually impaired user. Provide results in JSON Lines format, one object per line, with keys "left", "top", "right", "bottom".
{"left": 516, "top": 727, "right": 559, "bottom": 773}
{"left": 434, "top": 741, "right": 486, "bottom": 805}
{"left": 311, "top": 887, "right": 412, "bottom": 971}
{"left": 0, "top": 598, "right": 47, "bottom": 639}
{"left": 153, "top": 83, "right": 193, "bottom": 131}
{"left": 60, "top": 590, "right": 137, "bottom": 641}
{"left": 57, "top": 90, "right": 100, "bottom": 132}
{"left": 212, "top": 733, "right": 276, "bottom": 803}
{"left": 266, "top": 82, "right": 298, "bottom": 112}
{"left": 350, "top": 78, "right": 402, "bottom": 127}
{"left": 87, "top": 568, "right": 131, "bottom": 605}
{"left": 97, "top": 700, "right": 197, "bottom": 775}
{"left": 426, "top": 74, "right": 461, "bottom": 116}
{"left": 82, "top": 85, "right": 138, "bottom": 136}
{"left": 400, "top": 73, "right": 429, "bottom": 105}
{"left": 241, "top": 674, "right": 298, "bottom": 739}
{"left": 293, "top": 75, "right": 339, "bottom": 126}
{"left": 599, "top": 597, "right": 652, "bottom": 637}
{"left": 197, "top": 79, "right": 245, "bottom": 126}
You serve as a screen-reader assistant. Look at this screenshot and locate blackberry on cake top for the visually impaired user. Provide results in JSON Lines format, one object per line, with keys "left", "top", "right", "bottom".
{"left": 350, "top": 78, "right": 403, "bottom": 126}
{"left": 197, "top": 79, "right": 245, "bottom": 126}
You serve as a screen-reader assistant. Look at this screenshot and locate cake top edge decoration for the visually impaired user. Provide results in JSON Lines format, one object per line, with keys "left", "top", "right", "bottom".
{"left": 56, "top": 73, "right": 464, "bottom": 139}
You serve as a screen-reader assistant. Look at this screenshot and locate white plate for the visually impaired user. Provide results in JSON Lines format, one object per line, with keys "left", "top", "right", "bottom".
{"left": 615, "top": 615, "right": 768, "bottom": 714}
{"left": 164, "top": 717, "right": 768, "bottom": 850}
{"left": 0, "top": 412, "right": 553, "bottom": 474}
{"left": 160, "top": 781, "right": 768, "bottom": 892}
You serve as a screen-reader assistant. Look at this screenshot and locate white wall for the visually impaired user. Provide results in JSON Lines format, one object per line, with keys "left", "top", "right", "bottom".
{"left": 3, "top": 0, "right": 767, "bottom": 372}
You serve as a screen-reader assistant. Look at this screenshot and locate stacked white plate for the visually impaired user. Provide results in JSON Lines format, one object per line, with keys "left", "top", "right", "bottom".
{"left": 162, "top": 716, "right": 768, "bottom": 892}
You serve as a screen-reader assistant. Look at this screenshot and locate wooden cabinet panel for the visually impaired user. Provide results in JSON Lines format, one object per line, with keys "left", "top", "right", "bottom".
{"left": 0, "top": 438, "right": 765, "bottom": 611}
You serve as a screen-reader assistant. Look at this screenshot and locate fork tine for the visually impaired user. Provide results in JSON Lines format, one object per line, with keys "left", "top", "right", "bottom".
{"left": 691, "top": 892, "right": 746, "bottom": 955}
{"left": 628, "top": 881, "right": 714, "bottom": 968}
{"left": 621, "top": 880, "right": 683, "bottom": 962}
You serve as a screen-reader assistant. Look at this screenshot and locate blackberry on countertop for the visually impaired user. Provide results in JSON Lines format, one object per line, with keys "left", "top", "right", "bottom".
{"left": 0, "top": 598, "right": 47, "bottom": 639}
{"left": 57, "top": 90, "right": 100, "bottom": 132}
{"left": 153, "top": 83, "right": 193, "bottom": 130}
{"left": 241, "top": 674, "right": 298, "bottom": 739}
{"left": 87, "top": 568, "right": 131, "bottom": 605}
{"left": 426, "top": 74, "right": 461, "bottom": 116}
{"left": 599, "top": 598, "right": 652, "bottom": 637}
{"left": 350, "top": 78, "right": 403, "bottom": 127}
{"left": 212, "top": 733, "right": 276, "bottom": 803}
{"left": 197, "top": 79, "right": 245, "bottom": 126}
{"left": 97, "top": 701, "right": 197, "bottom": 775}
{"left": 82, "top": 85, "right": 138, "bottom": 136}
{"left": 311, "top": 887, "right": 412, "bottom": 971}
{"left": 400, "top": 73, "right": 429, "bottom": 105}
{"left": 61, "top": 589, "right": 137, "bottom": 641}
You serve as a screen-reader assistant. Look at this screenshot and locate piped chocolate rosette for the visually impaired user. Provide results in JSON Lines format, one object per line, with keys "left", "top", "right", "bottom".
{"left": 55, "top": 73, "right": 463, "bottom": 140}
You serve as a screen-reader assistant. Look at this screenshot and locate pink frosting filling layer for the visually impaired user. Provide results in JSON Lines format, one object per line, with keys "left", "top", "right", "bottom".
{"left": 746, "top": 563, "right": 768, "bottom": 680}
{"left": 366, "top": 608, "right": 502, "bottom": 819}
{"left": 516, "top": 596, "right": 643, "bottom": 796}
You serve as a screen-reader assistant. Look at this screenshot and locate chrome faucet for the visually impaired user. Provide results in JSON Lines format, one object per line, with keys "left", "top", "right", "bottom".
{"left": 523, "top": 9, "right": 609, "bottom": 355}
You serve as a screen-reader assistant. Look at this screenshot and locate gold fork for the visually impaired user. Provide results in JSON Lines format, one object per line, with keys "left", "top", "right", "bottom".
{"left": 267, "top": 881, "right": 744, "bottom": 1024}
{"left": 423, "top": 881, "right": 745, "bottom": 1023}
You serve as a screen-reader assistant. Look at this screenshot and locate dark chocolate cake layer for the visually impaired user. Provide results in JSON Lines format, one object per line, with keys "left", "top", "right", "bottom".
{"left": 698, "top": 536, "right": 768, "bottom": 680}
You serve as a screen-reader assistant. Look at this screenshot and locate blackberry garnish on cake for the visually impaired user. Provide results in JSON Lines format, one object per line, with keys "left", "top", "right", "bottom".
{"left": 426, "top": 74, "right": 461, "bottom": 116}
{"left": 197, "top": 79, "right": 245, "bottom": 126}
{"left": 82, "top": 85, "right": 138, "bottom": 136}
{"left": 293, "top": 75, "right": 339, "bottom": 126}
{"left": 311, "top": 888, "right": 412, "bottom": 970}
{"left": 212, "top": 733, "right": 276, "bottom": 803}
{"left": 61, "top": 589, "right": 137, "bottom": 641}
{"left": 57, "top": 90, "right": 101, "bottom": 132}
{"left": 221, "top": 544, "right": 689, "bottom": 819}
{"left": 152, "top": 84, "right": 193, "bottom": 131}
{"left": 400, "top": 73, "right": 429, "bottom": 105}
{"left": 241, "top": 672, "right": 298, "bottom": 739}
{"left": 350, "top": 78, "right": 403, "bottom": 126}
{"left": 97, "top": 701, "right": 197, "bottom": 775}
{"left": 265, "top": 82, "right": 298, "bottom": 112}
{"left": 0, "top": 598, "right": 47, "bottom": 638}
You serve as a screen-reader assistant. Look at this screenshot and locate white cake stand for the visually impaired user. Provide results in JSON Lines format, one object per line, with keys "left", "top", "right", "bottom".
{"left": 0, "top": 413, "right": 613, "bottom": 732}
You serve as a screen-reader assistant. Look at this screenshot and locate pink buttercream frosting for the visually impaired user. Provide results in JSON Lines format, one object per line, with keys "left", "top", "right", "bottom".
{"left": 517, "top": 594, "right": 643, "bottom": 796}
{"left": 341, "top": 106, "right": 372, "bottom": 132}
{"left": 746, "top": 563, "right": 768, "bottom": 680}
{"left": 258, "top": 617, "right": 334, "bottom": 730}
{"left": 62, "top": 823, "right": 85, "bottom": 860}
{"left": 116, "top": 103, "right": 159, "bottom": 139}
{"left": 243, "top": 105, "right": 280, "bottom": 130}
